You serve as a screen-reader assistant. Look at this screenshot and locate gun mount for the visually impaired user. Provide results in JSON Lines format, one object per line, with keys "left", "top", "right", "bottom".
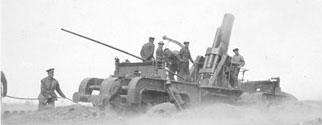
{"left": 64, "top": 13, "right": 295, "bottom": 114}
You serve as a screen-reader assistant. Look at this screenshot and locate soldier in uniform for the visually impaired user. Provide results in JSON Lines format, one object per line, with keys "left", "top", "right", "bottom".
{"left": 1, "top": 71, "right": 7, "bottom": 97}
{"left": 164, "top": 48, "right": 182, "bottom": 80}
{"left": 156, "top": 41, "right": 165, "bottom": 62}
{"left": 230, "top": 48, "right": 245, "bottom": 88}
{"left": 38, "top": 68, "right": 66, "bottom": 111}
{"left": 178, "top": 41, "right": 194, "bottom": 81}
{"left": 140, "top": 37, "right": 155, "bottom": 62}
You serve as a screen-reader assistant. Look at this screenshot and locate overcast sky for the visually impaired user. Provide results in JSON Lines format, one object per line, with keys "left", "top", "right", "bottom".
{"left": 1, "top": 0, "right": 322, "bottom": 103}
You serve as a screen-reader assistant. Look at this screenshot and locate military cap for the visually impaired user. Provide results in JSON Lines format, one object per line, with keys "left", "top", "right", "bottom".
{"left": 158, "top": 41, "right": 164, "bottom": 45}
{"left": 233, "top": 48, "right": 239, "bottom": 52}
{"left": 149, "top": 37, "right": 155, "bottom": 40}
{"left": 183, "top": 41, "right": 189, "bottom": 44}
{"left": 46, "top": 68, "right": 55, "bottom": 72}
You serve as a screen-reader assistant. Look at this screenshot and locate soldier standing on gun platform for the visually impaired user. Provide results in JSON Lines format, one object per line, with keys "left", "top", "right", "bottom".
{"left": 156, "top": 41, "right": 165, "bottom": 62}
{"left": 230, "top": 48, "right": 245, "bottom": 88}
{"left": 164, "top": 48, "right": 182, "bottom": 80}
{"left": 140, "top": 37, "right": 155, "bottom": 62}
{"left": 38, "top": 68, "right": 66, "bottom": 111}
{"left": 178, "top": 41, "right": 194, "bottom": 81}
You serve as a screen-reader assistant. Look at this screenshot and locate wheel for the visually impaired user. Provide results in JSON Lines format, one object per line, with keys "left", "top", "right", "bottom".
{"left": 146, "top": 102, "right": 177, "bottom": 117}
{"left": 98, "top": 98, "right": 109, "bottom": 111}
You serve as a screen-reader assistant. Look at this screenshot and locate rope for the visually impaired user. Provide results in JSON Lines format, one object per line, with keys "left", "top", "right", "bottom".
{"left": 5, "top": 95, "right": 73, "bottom": 102}
{"left": 5, "top": 95, "right": 48, "bottom": 100}
{"left": 5, "top": 95, "right": 85, "bottom": 107}
{"left": 64, "top": 97, "right": 77, "bottom": 104}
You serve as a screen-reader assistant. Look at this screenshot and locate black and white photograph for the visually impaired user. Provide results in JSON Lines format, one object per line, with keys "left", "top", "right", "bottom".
{"left": 1, "top": 0, "right": 322, "bottom": 124}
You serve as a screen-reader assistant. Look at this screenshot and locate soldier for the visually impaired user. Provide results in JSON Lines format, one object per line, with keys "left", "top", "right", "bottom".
{"left": 164, "top": 48, "right": 182, "bottom": 80}
{"left": 156, "top": 41, "right": 165, "bottom": 62}
{"left": 1, "top": 71, "right": 7, "bottom": 97}
{"left": 230, "top": 48, "right": 245, "bottom": 88}
{"left": 38, "top": 68, "right": 66, "bottom": 111}
{"left": 178, "top": 41, "right": 194, "bottom": 81}
{"left": 140, "top": 37, "right": 155, "bottom": 62}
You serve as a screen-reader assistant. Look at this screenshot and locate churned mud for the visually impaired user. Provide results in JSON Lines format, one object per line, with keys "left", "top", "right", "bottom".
{"left": 1, "top": 100, "right": 322, "bottom": 125}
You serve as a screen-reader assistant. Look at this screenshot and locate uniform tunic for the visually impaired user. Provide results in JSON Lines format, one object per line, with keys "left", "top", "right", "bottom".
{"left": 178, "top": 47, "right": 193, "bottom": 80}
{"left": 156, "top": 47, "right": 164, "bottom": 61}
{"left": 38, "top": 76, "right": 66, "bottom": 110}
{"left": 232, "top": 54, "right": 245, "bottom": 67}
{"left": 140, "top": 42, "right": 155, "bottom": 61}
{"left": 230, "top": 54, "right": 245, "bottom": 88}
{"left": 165, "top": 51, "right": 181, "bottom": 80}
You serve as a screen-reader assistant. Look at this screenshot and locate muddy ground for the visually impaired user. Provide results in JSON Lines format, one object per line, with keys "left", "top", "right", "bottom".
{"left": 1, "top": 100, "right": 322, "bottom": 125}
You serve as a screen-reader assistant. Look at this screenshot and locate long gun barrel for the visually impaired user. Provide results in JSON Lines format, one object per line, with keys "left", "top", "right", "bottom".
{"left": 199, "top": 14, "right": 235, "bottom": 87}
{"left": 61, "top": 28, "right": 144, "bottom": 61}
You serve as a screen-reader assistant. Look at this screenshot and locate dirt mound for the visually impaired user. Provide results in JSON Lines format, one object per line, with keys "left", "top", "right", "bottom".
{"left": 30, "top": 105, "right": 101, "bottom": 121}
{"left": 131, "top": 101, "right": 322, "bottom": 125}
{"left": 2, "top": 104, "right": 123, "bottom": 125}
{"left": 146, "top": 102, "right": 177, "bottom": 117}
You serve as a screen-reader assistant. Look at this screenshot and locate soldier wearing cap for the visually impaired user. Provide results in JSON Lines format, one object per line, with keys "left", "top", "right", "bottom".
{"left": 38, "top": 68, "right": 66, "bottom": 111}
{"left": 156, "top": 41, "right": 165, "bottom": 61}
{"left": 178, "top": 41, "right": 194, "bottom": 81}
{"left": 230, "top": 48, "right": 245, "bottom": 88}
{"left": 140, "top": 37, "right": 155, "bottom": 62}
{"left": 164, "top": 48, "right": 182, "bottom": 80}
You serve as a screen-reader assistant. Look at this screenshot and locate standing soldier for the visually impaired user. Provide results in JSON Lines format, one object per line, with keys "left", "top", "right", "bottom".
{"left": 38, "top": 68, "right": 66, "bottom": 111}
{"left": 230, "top": 48, "right": 245, "bottom": 88}
{"left": 156, "top": 41, "right": 165, "bottom": 62}
{"left": 140, "top": 37, "right": 155, "bottom": 62}
{"left": 178, "top": 41, "right": 194, "bottom": 81}
{"left": 164, "top": 48, "right": 182, "bottom": 80}
{"left": 1, "top": 71, "right": 7, "bottom": 97}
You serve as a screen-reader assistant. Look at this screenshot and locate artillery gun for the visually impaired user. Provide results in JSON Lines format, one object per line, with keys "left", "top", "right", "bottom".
{"left": 62, "top": 13, "right": 295, "bottom": 113}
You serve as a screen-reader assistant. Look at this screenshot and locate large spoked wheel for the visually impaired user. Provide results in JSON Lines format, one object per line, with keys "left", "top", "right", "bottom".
{"left": 146, "top": 102, "right": 177, "bottom": 117}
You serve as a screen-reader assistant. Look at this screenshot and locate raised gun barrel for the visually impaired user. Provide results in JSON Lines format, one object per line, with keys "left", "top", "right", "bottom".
{"left": 199, "top": 13, "right": 235, "bottom": 87}
{"left": 61, "top": 28, "right": 144, "bottom": 61}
